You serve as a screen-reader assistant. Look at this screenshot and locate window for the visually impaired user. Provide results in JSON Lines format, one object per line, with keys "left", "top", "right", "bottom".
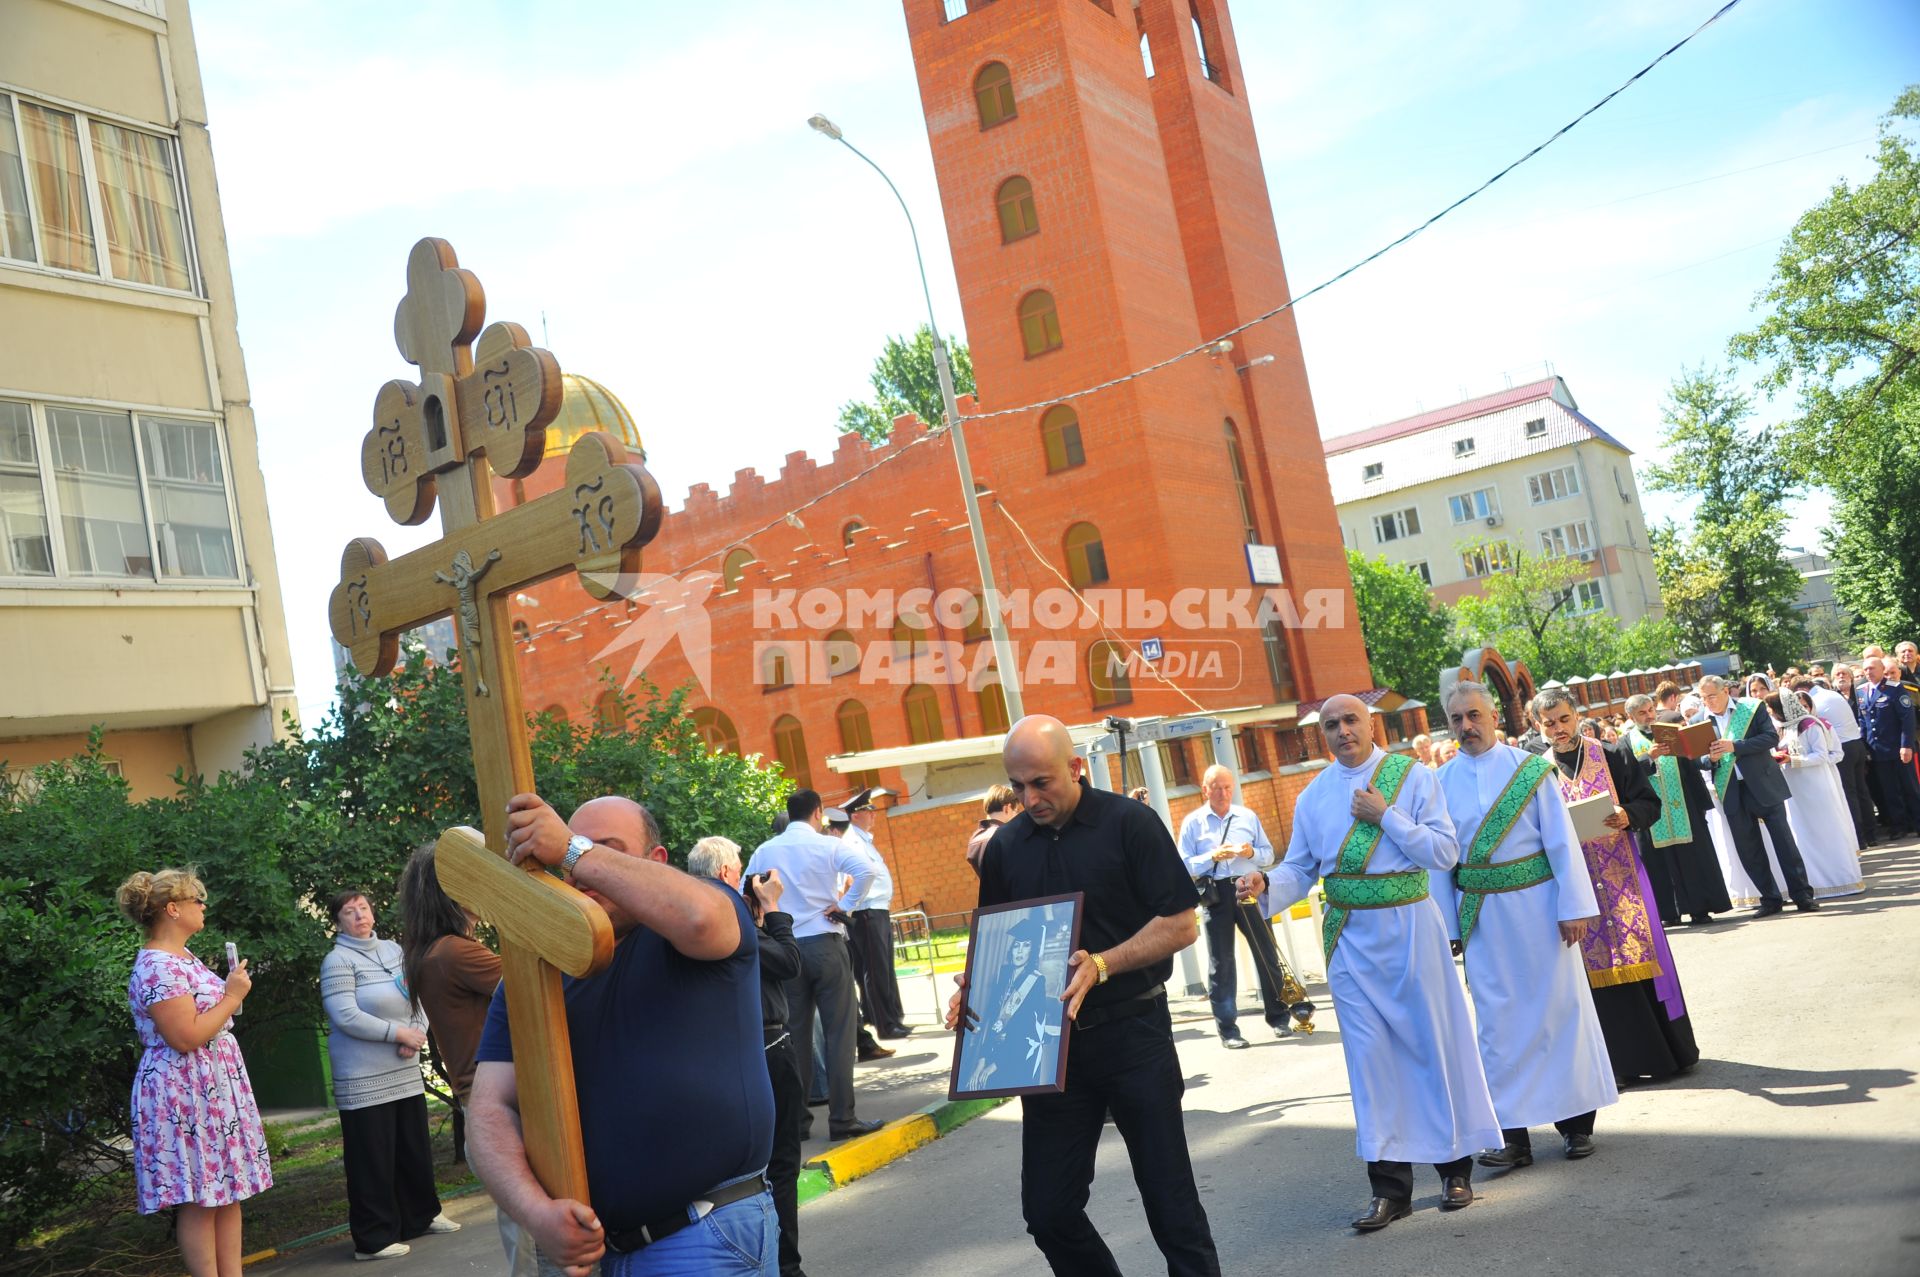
{"left": 836, "top": 699, "right": 880, "bottom": 788}
{"left": 1524, "top": 417, "right": 1548, "bottom": 439}
{"left": 1224, "top": 420, "right": 1258, "bottom": 543}
{"left": 0, "top": 93, "right": 196, "bottom": 291}
{"left": 1538, "top": 520, "right": 1594, "bottom": 558}
{"left": 1263, "top": 619, "right": 1297, "bottom": 701}
{"left": 0, "top": 401, "right": 51, "bottom": 576}
{"left": 1561, "top": 580, "right": 1605, "bottom": 615}
{"left": 1447, "top": 487, "right": 1499, "bottom": 524}
{"left": 542, "top": 703, "right": 572, "bottom": 726}
{"left": 977, "top": 680, "right": 1011, "bottom": 734}
{"left": 904, "top": 683, "right": 945, "bottom": 744}
{"left": 692, "top": 706, "right": 739, "bottom": 754}
{"left": 1063, "top": 521, "right": 1109, "bottom": 588}
{"left": 1271, "top": 725, "right": 1308, "bottom": 766}
{"left": 1190, "top": 3, "right": 1223, "bottom": 85}
{"left": 772, "top": 714, "right": 813, "bottom": 788}
{"left": 841, "top": 520, "right": 864, "bottom": 549}
{"left": 1041, "top": 405, "right": 1085, "bottom": 472}
{"left": 760, "top": 646, "right": 794, "bottom": 689}
{"left": 1361, "top": 461, "right": 1383, "bottom": 482}
{"left": 1089, "top": 640, "right": 1132, "bottom": 707}
{"left": 1452, "top": 437, "right": 1475, "bottom": 458}
{"left": 961, "top": 595, "right": 990, "bottom": 643}
{"left": 593, "top": 689, "right": 624, "bottom": 731}
{"left": 1159, "top": 740, "right": 1196, "bottom": 788}
{"left": 1371, "top": 507, "right": 1420, "bottom": 544}
{"left": 142, "top": 416, "right": 236, "bottom": 578}
{"left": 942, "top": 0, "right": 971, "bottom": 20}
{"left": 511, "top": 618, "right": 531, "bottom": 645}
{"left": 1461, "top": 542, "right": 1514, "bottom": 578}
{"left": 1140, "top": 31, "right": 1156, "bottom": 77}
{"left": 722, "top": 547, "right": 753, "bottom": 592}
{"left": 1408, "top": 560, "right": 1433, "bottom": 586}
{"left": 1527, "top": 465, "right": 1580, "bottom": 505}
{"left": 996, "top": 176, "right": 1038, "bottom": 243}
{"left": 892, "top": 611, "right": 930, "bottom": 661}
{"left": 825, "top": 628, "right": 861, "bottom": 677}
{"left": 1235, "top": 729, "right": 1261, "bottom": 775}
{"left": 974, "top": 62, "right": 1016, "bottom": 129}
{"left": 1018, "top": 290, "right": 1063, "bottom": 356}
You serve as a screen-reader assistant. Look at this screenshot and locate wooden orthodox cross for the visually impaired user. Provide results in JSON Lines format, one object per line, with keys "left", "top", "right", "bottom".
{"left": 329, "top": 238, "right": 663, "bottom": 1203}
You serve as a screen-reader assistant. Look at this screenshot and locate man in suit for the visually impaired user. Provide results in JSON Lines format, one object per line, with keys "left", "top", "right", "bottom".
{"left": 1696, "top": 675, "right": 1817, "bottom": 917}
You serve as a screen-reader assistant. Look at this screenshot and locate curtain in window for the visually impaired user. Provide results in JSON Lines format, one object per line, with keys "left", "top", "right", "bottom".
{"left": 18, "top": 103, "right": 96, "bottom": 273}
{"left": 0, "top": 100, "right": 37, "bottom": 263}
{"left": 91, "top": 122, "right": 190, "bottom": 290}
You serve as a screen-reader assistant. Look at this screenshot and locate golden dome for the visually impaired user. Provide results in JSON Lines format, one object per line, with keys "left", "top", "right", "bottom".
{"left": 544, "top": 373, "right": 644, "bottom": 460}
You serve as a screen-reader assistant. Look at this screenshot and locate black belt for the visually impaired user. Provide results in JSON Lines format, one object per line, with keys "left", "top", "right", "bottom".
{"left": 1073, "top": 986, "right": 1166, "bottom": 1031}
{"left": 604, "top": 1172, "right": 770, "bottom": 1254}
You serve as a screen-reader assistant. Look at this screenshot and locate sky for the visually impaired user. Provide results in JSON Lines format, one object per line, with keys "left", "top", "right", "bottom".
{"left": 185, "top": 0, "right": 1920, "bottom": 724}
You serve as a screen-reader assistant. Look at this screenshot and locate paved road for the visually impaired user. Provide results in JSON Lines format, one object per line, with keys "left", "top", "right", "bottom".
{"left": 256, "top": 837, "right": 1920, "bottom": 1276}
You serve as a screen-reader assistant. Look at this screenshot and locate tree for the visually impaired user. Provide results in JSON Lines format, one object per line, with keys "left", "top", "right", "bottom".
{"left": 1344, "top": 550, "right": 1453, "bottom": 705}
{"left": 1731, "top": 86, "right": 1920, "bottom": 639}
{"left": 1640, "top": 368, "right": 1808, "bottom": 668}
{"left": 1649, "top": 519, "right": 1722, "bottom": 656}
{"left": 1449, "top": 539, "right": 1628, "bottom": 683}
{"left": 837, "top": 325, "right": 976, "bottom": 444}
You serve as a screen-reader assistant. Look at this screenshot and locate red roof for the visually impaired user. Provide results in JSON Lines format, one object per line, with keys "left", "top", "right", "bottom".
{"left": 1323, "top": 377, "right": 1562, "bottom": 456}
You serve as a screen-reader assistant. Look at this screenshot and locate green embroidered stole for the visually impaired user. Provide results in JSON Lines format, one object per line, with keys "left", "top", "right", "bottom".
{"left": 1712, "top": 699, "right": 1759, "bottom": 802}
{"left": 1320, "top": 751, "right": 1417, "bottom": 961}
{"left": 1455, "top": 752, "right": 1554, "bottom": 948}
{"left": 1629, "top": 726, "right": 1690, "bottom": 847}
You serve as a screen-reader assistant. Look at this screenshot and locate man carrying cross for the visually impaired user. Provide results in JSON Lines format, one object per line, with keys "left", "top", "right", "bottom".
{"left": 1431, "top": 681, "right": 1616, "bottom": 1170}
{"left": 1238, "top": 694, "right": 1499, "bottom": 1231}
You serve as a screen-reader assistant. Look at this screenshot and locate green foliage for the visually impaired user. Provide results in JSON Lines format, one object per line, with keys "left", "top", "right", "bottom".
{"left": 1449, "top": 538, "right": 1627, "bottom": 683}
{"left": 1730, "top": 87, "right": 1920, "bottom": 638}
{"left": 1344, "top": 549, "right": 1453, "bottom": 704}
{"left": 837, "top": 325, "right": 977, "bottom": 444}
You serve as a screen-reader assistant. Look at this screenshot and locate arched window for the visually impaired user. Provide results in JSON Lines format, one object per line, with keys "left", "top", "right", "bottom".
{"left": 1063, "top": 521, "right": 1109, "bottom": 588}
{"left": 593, "top": 689, "right": 623, "bottom": 731}
{"left": 772, "top": 714, "right": 812, "bottom": 788}
{"left": 961, "top": 594, "right": 990, "bottom": 643}
{"left": 541, "top": 703, "right": 571, "bottom": 725}
{"left": 1191, "top": 2, "right": 1222, "bottom": 84}
{"left": 1089, "top": 640, "right": 1132, "bottom": 707}
{"left": 1018, "top": 290, "right": 1063, "bottom": 357}
{"left": 825, "top": 628, "right": 861, "bottom": 678}
{"left": 974, "top": 61, "right": 1016, "bottom": 129}
{"left": 893, "top": 612, "right": 930, "bottom": 662}
{"left": 1041, "top": 404, "right": 1085, "bottom": 472}
{"left": 722, "top": 547, "right": 754, "bottom": 592}
{"left": 996, "top": 176, "right": 1038, "bottom": 243}
{"left": 904, "top": 683, "right": 946, "bottom": 744}
{"left": 841, "top": 520, "right": 865, "bottom": 549}
{"left": 1224, "top": 419, "right": 1258, "bottom": 543}
{"left": 836, "top": 698, "right": 880, "bottom": 788}
{"left": 692, "top": 706, "right": 739, "bottom": 754}
{"left": 1140, "top": 31, "right": 1155, "bottom": 77}
{"left": 760, "top": 645, "right": 794, "bottom": 688}
{"left": 977, "top": 680, "right": 1011, "bottom": 735}
{"left": 512, "top": 618, "right": 531, "bottom": 645}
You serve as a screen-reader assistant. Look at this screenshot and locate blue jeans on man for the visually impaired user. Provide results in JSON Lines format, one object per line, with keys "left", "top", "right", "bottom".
{"left": 600, "top": 1175, "right": 777, "bottom": 1276}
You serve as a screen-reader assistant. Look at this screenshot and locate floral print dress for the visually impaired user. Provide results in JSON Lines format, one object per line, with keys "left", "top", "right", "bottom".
{"left": 127, "top": 948, "right": 274, "bottom": 1213}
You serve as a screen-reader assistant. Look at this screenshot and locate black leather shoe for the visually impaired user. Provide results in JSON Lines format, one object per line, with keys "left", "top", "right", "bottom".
{"left": 1221, "top": 1033, "right": 1251, "bottom": 1050}
{"left": 878, "top": 1026, "right": 914, "bottom": 1039}
{"left": 1477, "top": 1143, "right": 1533, "bottom": 1169}
{"left": 1351, "top": 1197, "right": 1412, "bottom": 1231}
{"left": 1752, "top": 901, "right": 1784, "bottom": 918}
{"left": 857, "top": 1043, "right": 896, "bottom": 1062}
{"left": 1440, "top": 1176, "right": 1473, "bottom": 1209}
{"left": 1564, "top": 1133, "right": 1596, "bottom": 1159}
{"left": 1794, "top": 898, "right": 1821, "bottom": 912}
{"left": 829, "top": 1118, "right": 883, "bottom": 1140}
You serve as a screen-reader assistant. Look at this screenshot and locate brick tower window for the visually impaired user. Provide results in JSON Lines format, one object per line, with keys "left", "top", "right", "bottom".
{"left": 904, "top": 683, "right": 946, "bottom": 744}
{"left": 841, "top": 519, "right": 864, "bottom": 548}
{"left": 772, "top": 714, "right": 812, "bottom": 788}
{"left": 1063, "top": 521, "right": 1109, "bottom": 589}
{"left": 1088, "top": 640, "right": 1132, "bottom": 708}
{"left": 1041, "top": 405, "right": 1084, "bottom": 472}
{"left": 836, "top": 698, "right": 880, "bottom": 787}
{"left": 692, "top": 706, "right": 739, "bottom": 754}
{"left": 974, "top": 62, "right": 1017, "bottom": 129}
{"left": 722, "top": 547, "right": 753, "bottom": 592}
{"left": 1223, "top": 419, "right": 1258, "bottom": 543}
{"left": 1191, "top": 3, "right": 1226, "bottom": 88}
{"left": 1019, "top": 290, "right": 1063, "bottom": 357}
{"left": 996, "top": 176, "right": 1038, "bottom": 243}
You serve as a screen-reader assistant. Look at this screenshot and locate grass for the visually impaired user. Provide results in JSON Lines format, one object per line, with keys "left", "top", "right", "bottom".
{"left": 5, "top": 1102, "right": 476, "bottom": 1277}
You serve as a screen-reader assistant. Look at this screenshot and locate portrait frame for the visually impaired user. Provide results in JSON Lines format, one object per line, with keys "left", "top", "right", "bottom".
{"left": 948, "top": 892, "right": 1084, "bottom": 1101}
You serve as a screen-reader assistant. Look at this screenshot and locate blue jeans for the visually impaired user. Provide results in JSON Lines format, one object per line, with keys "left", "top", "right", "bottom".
{"left": 600, "top": 1180, "right": 777, "bottom": 1277}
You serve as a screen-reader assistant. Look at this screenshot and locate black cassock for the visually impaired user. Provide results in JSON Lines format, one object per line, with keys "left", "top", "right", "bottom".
{"left": 1640, "top": 722, "right": 1733, "bottom": 923}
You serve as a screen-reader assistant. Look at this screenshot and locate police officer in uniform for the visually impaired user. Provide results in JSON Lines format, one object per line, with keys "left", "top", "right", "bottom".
{"left": 1860, "top": 656, "right": 1920, "bottom": 837}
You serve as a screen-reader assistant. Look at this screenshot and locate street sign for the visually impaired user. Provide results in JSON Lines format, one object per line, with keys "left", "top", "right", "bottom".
{"left": 1134, "top": 716, "right": 1221, "bottom": 743}
{"left": 1246, "top": 544, "right": 1283, "bottom": 585}
{"left": 1140, "top": 636, "right": 1164, "bottom": 662}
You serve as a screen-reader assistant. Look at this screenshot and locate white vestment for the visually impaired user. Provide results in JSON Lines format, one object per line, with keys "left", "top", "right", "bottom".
{"left": 1260, "top": 747, "right": 1501, "bottom": 1163}
{"left": 1432, "top": 744, "right": 1619, "bottom": 1129}
{"left": 1704, "top": 719, "right": 1865, "bottom": 904}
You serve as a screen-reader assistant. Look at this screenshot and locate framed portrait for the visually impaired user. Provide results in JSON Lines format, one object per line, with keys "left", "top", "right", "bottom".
{"left": 948, "top": 893, "right": 1083, "bottom": 1100}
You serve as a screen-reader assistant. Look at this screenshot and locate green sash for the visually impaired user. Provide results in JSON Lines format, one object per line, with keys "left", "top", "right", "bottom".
{"left": 1454, "top": 752, "right": 1554, "bottom": 948}
{"left": 1320, "top": 751, "right": 1418, "bottom": 961}
{"left": 1712, "top": 699, "right": 1760, "bottom": 803}
{"left": 1628, "top": 726, "right": 1690, "bottom": 848}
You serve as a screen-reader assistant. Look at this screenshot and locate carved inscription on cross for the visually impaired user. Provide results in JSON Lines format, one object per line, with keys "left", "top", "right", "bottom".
{"left": 328, "top": 238, "right": 664, "bottom": 1206}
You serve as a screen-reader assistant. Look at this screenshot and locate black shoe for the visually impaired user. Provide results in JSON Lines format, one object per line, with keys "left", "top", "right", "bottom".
{"left": 1220, "top": 1033, "right": 1251, "bottom": 1050}
{"left": 1440, "top": 1176, "right": 1473, "bottom": 1209}
{"left": 798, "top": 1124, "right": 812, "bottom": 1141}
{"left": 1752, "top": 901, "right": 1784, "bottom": 918}
{"left": 1794, "top": 898, "right": 1821, "bottom": 913}
{"left": 829, "top": 1118, "right": 883, "bottom": 1140}
{"left": 806, "top": 1095, "right": 827, "bottom": 1107}
{"left": 857, "top": 1043, "right": 896, "bottom": 1062}
{"left": 1564, "top": 1133, "right": 1596, "bottom": 1159}
{"left": 1477, "top": 1143, "right": 1533, "bottom": 1169}
{"left": 1659, "top": 916, "right": 1682, "bottom": 928}
{"left": 1351, "top": 1197, "right": 1412, "bottom": 1231}
{"left": 1688, "top": 914, "right": 1713, "bottom": 926}
{"left": 878, "top": 1026, "right": 914, "bottom": 1039}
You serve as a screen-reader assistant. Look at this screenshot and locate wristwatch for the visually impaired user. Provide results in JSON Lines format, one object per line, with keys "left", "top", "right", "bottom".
{"left": 561, "top": 834, "right": 594, "bottom": 880}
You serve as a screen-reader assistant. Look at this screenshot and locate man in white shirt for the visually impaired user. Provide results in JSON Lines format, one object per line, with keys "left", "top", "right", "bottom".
{"left": 839, "top": 790, "right": 911, "bottom": 1041}
{"left": 1177, "top": 765, "right": 1289, "bottom": 1048}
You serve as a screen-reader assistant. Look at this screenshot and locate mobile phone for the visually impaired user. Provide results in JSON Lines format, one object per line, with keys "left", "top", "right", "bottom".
{"left": 225, "top": 942, "right": 243, "bottom": 1016}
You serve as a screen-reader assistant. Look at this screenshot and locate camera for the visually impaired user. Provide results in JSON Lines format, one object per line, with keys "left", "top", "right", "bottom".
{"left": 742, "top": 871, "right": 772, "bottom": 908}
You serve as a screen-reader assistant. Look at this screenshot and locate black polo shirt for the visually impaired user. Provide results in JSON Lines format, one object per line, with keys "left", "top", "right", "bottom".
{"left": 977, "top": 783, "right": 1196, "bottom": 1012}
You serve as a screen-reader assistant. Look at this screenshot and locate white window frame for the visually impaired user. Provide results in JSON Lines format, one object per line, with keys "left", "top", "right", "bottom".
{"left": 1361, "top": 460, "right": 1383, "bottom": 482}
{"left": 0, "top": 392, "right": 245, "bottom": 587}
{"left": 1447, "top": 486, "right": 1499, "bottom": 524}
{"left": 1461, "top": 542, "right": 1513, "bottom": 578}
{"left": 1527, "top": 464, "right": 1580, "bottom": 505}
{"left": 1371, "top": 506, "right": 1420, "bottom": 544}
{"left": 1452, "top": 436, "right": 1475, "bottom": 458}
{"left": 1561, "top": 580, "right": 1604, "bottom": 614}
{"left": 1538, "top": 520, "right": 1594, "bottom": 559}
{"left": 1408, "top": 559, "right": 1432, "bottom": 586}
{"left": 1524, "top": 417, "right": 1548, "bottom": 439}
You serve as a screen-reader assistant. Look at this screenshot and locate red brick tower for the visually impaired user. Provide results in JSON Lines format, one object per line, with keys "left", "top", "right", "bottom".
{"left": 903, "top": 0, "right": 1368, "bottom": 699}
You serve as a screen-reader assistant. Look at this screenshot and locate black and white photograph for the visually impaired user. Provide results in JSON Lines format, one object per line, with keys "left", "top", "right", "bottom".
{"left": 949, "top": 894, "right": 1082, "bottom": 1100}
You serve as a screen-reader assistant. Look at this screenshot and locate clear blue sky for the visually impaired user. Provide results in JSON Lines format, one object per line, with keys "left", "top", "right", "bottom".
{"left": 187, "top": 0, "right": 1917, "bottom": 722}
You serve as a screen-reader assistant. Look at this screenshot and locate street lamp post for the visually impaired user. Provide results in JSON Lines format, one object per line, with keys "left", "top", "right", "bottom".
{"left": 808, "top": 114, "right": 1026, "bottom": 723}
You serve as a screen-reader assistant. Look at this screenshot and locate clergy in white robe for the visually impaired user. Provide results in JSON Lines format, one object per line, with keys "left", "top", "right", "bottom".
{"left": 1240, "top": 694, "right": 1500, "bottom": 1230}
{"left": 1431, "top": 682, "right": 1618, "bottom": 1170}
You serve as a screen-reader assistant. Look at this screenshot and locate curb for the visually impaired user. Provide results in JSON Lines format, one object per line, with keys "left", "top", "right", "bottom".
{"left": 801, "top": 1095, "right": 1007, "bottom": 1196}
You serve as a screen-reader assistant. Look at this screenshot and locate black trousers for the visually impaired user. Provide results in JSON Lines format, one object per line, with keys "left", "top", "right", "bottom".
{"left": 849, "top": 908, "right": 907, "bottom": 1034}
{"left": 1639, "top": 839, "right": 1681, "bottom": 925}
{"left": 338, "top": 1093, "right": 441, "bottom": 1254}
{"left": 1837, "top": 739, "right": 1875, "bottom": 846}
{"left": 1870, "top": 756, "right": 1920, "bottom": 835}
{"left": 1502, "top": 1110, "right": 1596, "bottom": 1150}
{"left": 1367, "top": 1155, "right": 1472, "bottom": 1201}
{"left": 1019, "top": 1001, "right": 1219, "bottom": 1277}
{"left": 1200, "top": 892, "right": 1289, "bottom": 1034}
{"left": 764, "top": 1031, "right": 805, "bottom": 1277}
{"left": 788, "top": 935, "right": 859, "bottom": 1127}
{"left": 1722, "top": 780, "right": 1813, "bottom": 906}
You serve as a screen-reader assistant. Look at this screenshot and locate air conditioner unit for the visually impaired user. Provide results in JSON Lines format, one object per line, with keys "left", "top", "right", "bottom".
{"left": 1484, "top": 514, "right": 1503, "bottom": 528}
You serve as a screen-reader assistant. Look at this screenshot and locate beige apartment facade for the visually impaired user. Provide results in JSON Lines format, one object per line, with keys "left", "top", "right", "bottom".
{"left": 0, "top": 0, "right": 296, "bottom": 797}
{"left": 1325, "top": 377, "right": 1662, "bottom": 627}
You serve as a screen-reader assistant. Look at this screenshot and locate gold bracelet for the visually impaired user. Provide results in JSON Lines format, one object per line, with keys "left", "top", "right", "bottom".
{"left": 1088, "top": 952, "right": 1110, "bottom": 985}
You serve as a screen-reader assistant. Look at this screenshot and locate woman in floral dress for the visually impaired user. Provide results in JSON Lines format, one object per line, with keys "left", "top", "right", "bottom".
{"left": 117, "top": 866, "right": 273, "bottom": 1277}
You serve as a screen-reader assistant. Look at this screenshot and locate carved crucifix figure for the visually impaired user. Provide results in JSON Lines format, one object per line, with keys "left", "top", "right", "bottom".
{"left": 329, "top": 238, "right": 662, "bottom": 1206}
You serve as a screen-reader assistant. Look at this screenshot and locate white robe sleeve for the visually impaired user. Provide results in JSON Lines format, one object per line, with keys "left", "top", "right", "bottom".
{"left": 1534, "top": 777, "right": 1599, "bottom": 921}
{"left": 1261, "top": 812, "right": 1321, "bottom": 917}
{"left": 1378, "top": 763, "right": 1462, "bottom": 873}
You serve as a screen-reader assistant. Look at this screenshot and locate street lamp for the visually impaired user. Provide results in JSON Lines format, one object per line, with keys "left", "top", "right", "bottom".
{"left": 807, "top": 113, "right": 1026, "bottom": 722}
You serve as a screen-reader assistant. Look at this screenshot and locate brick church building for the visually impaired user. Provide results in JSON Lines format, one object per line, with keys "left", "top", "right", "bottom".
{"left": 498, "top": 0, "right": 1413, "bottom": 919}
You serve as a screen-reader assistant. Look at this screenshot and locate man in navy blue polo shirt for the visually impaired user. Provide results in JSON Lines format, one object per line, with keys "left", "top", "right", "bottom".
{"left": 467, "top": 794, "right": 775, "bottom": 1276}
